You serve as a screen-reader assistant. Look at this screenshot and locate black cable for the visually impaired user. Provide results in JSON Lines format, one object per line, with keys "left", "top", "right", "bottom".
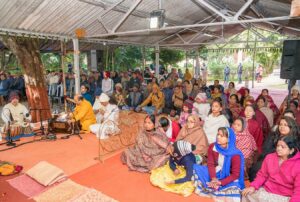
{"left": 0, "top": 133, "right": 68, "bottom": 152}
{"left": 0, "top": 138, "right": 41, "bottom": 152}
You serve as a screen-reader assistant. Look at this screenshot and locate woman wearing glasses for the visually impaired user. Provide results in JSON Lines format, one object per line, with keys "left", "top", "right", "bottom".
{"left": 249, "top": 116, "right": 300, "bottom": 181}
{"left": 176, "top": 114, "right": 209, "bottom": 163}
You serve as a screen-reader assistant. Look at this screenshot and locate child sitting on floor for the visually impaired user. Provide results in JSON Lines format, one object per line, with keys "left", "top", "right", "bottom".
{"left": 165, "top": 140, "right": 196, "bottom": 185}
{"left": 150, "top": 140, "right": 196, "bottom": 197}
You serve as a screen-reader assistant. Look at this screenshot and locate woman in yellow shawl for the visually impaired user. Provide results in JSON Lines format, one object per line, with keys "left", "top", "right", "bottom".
{"left": 184, "top": 69, "right": 192, "bottom": 81}
{"left": 137, "top": 84, "right": 165, "bottom": 115}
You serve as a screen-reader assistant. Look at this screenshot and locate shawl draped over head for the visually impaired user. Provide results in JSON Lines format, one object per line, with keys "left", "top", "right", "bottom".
{"left": 176, "top": 114, "right": 209, "bottom": 156}
{"left": 228, "top": 102, "right": 242, "bottom": 120}
{"left": 140, "top": 84, "right": 165, "bottom": 110}
{"left": 215, "top": 127, "right": 245, "bottom": 190}
{"left": 172, "top": 87, "right": 184, "bottom": 108}
{"left": 121, "top": 129, "right": 170, "bottom": 172}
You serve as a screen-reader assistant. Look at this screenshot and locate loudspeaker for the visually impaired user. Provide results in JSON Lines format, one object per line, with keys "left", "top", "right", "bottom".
{"left": 280, "top": 40, "right": 300, "bottom": 79}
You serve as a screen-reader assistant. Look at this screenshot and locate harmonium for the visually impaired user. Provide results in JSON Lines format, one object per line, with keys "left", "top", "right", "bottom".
{"left": 49, "top": 113, "right": 70, "bottom": 133}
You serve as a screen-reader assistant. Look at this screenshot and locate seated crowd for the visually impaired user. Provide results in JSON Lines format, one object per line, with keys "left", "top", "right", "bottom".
{"left": 2, "top": 67, "right": 300, "bottom": 201}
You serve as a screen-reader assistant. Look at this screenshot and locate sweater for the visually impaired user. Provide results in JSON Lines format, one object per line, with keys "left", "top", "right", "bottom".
{"left": 169, "top": 153, "right": 196, "bottom": 184}
{"left": 251, "top": 152, "right": 300, "bottom": 202}
{"left": 207, "top": 143, "right": 241, "bottom": 186}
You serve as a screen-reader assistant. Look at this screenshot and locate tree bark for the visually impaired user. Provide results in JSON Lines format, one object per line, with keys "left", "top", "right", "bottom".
{"left": 0, "top": 36, "right": 51, "bottom": 122}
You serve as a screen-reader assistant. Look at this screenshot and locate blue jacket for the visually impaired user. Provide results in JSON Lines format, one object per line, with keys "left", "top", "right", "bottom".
{"left": 162, "top": 87, "right": 173, "bottom": 108}
{"left": 169, "top": 153, "right": 196, "bottom": 184}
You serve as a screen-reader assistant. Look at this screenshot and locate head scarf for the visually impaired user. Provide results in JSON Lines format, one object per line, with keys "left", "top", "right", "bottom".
{"left": 183, "top": 99, "right": 194, "bottom": 112}
{"left": 179, "top": 114, "right": 202, "bottom": 136}
{"left": 214, "top": 127, "right": 245, "bottom": 189}
{"left": 99, "top": 93, "right": 110, "bottom": 102}
{"left": 291, "top": 85, "right": 300, "bottom": 94}
{"left": 103, "top": 71, "right": 110, "bottom": 78}
{"left": 173, "top": 140, "right": 196, "bottom": 157}
{"left": 115, "top": 83, "right": 123, "bottom": 89}
{"left": 195, "top": 92, "right": 207, "bottom": 102}
{"left": 9, "top": 92, "right": 20, "bottom": 102}
{"left": 237, "top": 87, "right": 246, "bottom": 97}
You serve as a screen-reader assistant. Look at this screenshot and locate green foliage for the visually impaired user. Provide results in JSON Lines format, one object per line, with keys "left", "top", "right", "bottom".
{"left": 199, "top": 46, "right": 208, "bottom": 60}
{"left": 41, "top": 53, "right": 87, "bottom": 72}
{"left": 206, "top": 51, "right": 235, "bottom": 80}
{"left": 150, "top": 48, "right": 185, "bottom": 66}
{"left": 41, "top": 53, "right": 60, "bottom": 71}
{"left": 114, "top": 46, "right": 143, "bottom": 71}
{"left": 203, "top": 28, "right": 285, "bottom": 78}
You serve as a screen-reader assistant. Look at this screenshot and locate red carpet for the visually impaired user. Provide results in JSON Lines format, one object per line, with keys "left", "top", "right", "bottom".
{"left": 71, "top": 153, "right": 214, "bottom": 202}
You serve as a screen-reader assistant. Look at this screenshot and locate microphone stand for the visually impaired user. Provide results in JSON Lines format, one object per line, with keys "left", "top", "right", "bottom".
{"left": 6, "top": 120, "right": 16, "bottom": 146}
{"left": 30, "top": 108, "right": 55, "bottom": 140}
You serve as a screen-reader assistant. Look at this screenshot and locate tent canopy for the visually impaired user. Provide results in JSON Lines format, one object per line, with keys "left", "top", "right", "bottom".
{"left": 0, "top": 0, "right": 299, "bottom": 50}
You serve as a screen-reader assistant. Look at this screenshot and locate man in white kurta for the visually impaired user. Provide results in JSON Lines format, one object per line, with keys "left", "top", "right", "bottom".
{"left": 90, "top": 93, "right": 120, "bottom": 139}
{"left": 1, "top": 92, "right": 32, "bottom": 135}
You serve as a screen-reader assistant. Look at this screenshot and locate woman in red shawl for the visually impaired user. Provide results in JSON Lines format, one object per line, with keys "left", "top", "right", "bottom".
{"left": 243, "top": 105, "right": 264, "bottom": 154}
{"left": 240, "top": 99, "right": 270, "bottom": 139}
{"left": 256, "top": 89, "right": 280, "bottom": 124}
{"left": 228, "top": 94, "right": 242, "bottom": 120}
{"left": 279, "top": 85, "right": 300, "bottom": 113}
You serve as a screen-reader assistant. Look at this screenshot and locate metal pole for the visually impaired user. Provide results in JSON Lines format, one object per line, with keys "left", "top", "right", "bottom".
{"left": 111, "top": 49, "right": 115, "bottom": 71}
{"left": 195, "top": 53, "right": 200, "bottom": 79}
{"left": 185, "top": 50, "right": 188, "bottom": 69}
{"left": 193, "top": 0, "right": 230, "bottom": 21}
{"left": 233, "top": 0, "right": 254, "bottom": 20}
{"left": 72, "top": 38, "right": 80, "bottom": 94}
{"left": 106, "top": 46, "right": 109, "bottom": 70}
{"left": 61, "top": 40, "right": 67, "bottom": 112}
{"left": 88, "top": 16, "right": 297, "bottom": 38}
{"left": 142, "top": 46, "right": 146, "bottom": 74}
{"left": 155, "top": 44, "right": 160, "bottom": 78}
{"left": 251, "top": 36, "right": 257, "bottom": 88}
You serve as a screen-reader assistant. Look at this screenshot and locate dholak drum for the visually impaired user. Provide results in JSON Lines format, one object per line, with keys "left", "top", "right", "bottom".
{"left": 22, "top": 125, "right": 32, "bottom": 134}
{"left": 3, "top": 124, "right": 23, "bottom": 139}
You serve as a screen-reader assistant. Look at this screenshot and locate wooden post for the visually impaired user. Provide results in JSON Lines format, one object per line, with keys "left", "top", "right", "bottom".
{"left": 291, "top": 0, "right": 300, "bottom": 17}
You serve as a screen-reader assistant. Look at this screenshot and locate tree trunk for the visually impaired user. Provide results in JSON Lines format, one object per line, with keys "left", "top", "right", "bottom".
{"left": 0, "top": 36, "right": 51, "bottom": 122}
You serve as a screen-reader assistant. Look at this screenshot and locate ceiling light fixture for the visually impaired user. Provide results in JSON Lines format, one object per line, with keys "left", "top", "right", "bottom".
{"left": 150, "top": 9, "right": 165, "bottom": 29}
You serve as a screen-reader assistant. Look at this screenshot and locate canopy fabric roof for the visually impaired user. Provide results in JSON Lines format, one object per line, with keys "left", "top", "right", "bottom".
{"left": 0, "top": 0, "right": 299, "bottom": 50}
